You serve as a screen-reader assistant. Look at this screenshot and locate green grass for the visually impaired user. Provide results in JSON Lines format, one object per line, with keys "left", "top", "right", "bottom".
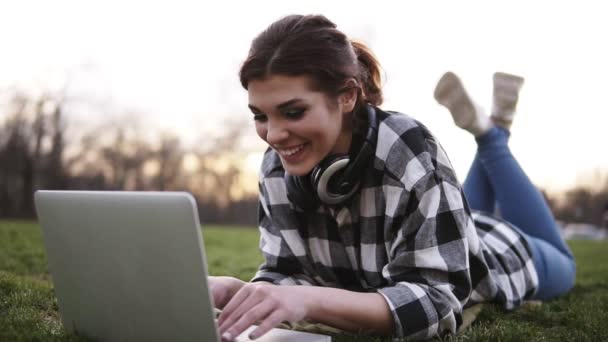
{"left": 1, "top": 220, "right": 607, "bottom": 341}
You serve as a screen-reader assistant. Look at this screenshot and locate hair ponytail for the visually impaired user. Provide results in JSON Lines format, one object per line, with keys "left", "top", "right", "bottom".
{"left": 351, "top": 40, "right": 383, "bottom": 106}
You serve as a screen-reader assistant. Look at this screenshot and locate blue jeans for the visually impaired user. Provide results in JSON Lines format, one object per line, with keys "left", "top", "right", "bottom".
{"left": 463, "top": 127, "right": 576, "bottom": 300}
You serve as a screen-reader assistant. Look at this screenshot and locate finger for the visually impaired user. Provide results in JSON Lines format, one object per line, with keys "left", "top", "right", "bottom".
{"left": 221, "top": 301, "right": 275, "bottom": 341}
{"left": 219, "top": 296, "right": 262, "bottom": 333}
{"left": 218, "top": 284, "right": 253, "bottom": 326}
{"left": 248, "top": 309, "right": 287, "bottom": 340}
{"left": 219, "top": 285, "right": 266, "bottom": 330}
{"left": 208, "top": 278, "right": 228, "bottom": 309}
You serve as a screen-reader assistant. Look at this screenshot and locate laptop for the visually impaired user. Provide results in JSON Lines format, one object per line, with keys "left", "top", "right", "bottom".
{"left": 34, "top": 190, "right": 331, "bottom": 342}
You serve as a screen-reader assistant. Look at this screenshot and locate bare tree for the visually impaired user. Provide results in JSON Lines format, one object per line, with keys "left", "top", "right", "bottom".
{"left": 0, "top": 90, "right": 68, "bottom": 216}
{"left": 0, "top": 87, "right": 258, "bottom": 224}
{"left": 155, "top": 134, "right": 183, "bottom": 191}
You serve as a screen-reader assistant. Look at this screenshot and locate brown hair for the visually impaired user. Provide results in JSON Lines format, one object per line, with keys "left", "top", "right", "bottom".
{"left": 239, "top": 14, "right": 383, "bottom": 109}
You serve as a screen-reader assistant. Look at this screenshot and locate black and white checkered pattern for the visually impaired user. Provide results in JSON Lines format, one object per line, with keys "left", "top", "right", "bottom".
{"left": 251, "top": 107, "right": 538, "bottom": 340}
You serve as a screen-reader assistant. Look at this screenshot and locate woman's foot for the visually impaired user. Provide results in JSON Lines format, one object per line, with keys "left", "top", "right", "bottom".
{"left": 491, "top": 72, "right": 525, "bottom": 130}
{"left": 434, "top": 71, "right": 492, "bottom": 136}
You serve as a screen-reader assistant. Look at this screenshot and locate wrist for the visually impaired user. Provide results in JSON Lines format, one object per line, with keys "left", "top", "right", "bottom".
{"left": 300, "top": 286, "right": 324, "bottom": 321}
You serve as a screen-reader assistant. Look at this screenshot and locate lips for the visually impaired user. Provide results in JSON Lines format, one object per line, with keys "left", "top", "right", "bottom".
{"left": 277, "top": 143, "right": 306, "bottom": 157}
{"left": 275, "top": 143, "right": 309, "bottom": 164}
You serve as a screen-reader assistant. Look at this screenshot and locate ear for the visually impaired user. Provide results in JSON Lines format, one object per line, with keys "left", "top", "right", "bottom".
{"left": 339, "top": 78, "right": 359, "bottom": 113}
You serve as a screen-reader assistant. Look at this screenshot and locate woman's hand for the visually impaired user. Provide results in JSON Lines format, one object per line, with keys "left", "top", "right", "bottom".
{"left": 208, "top": 276, "right": 246, "bottom": 309}
{"left": 217, "top": 282, "right": 313, "bottom": 341}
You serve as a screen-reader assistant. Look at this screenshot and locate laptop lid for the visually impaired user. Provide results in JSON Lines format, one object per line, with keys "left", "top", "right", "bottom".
{"left": 35, "top": 191, "right": 219, "bottom": 341}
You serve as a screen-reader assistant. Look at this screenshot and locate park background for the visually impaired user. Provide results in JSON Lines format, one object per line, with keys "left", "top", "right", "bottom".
{"left": 2, "top": 0, "right": 607, "bottom": 230}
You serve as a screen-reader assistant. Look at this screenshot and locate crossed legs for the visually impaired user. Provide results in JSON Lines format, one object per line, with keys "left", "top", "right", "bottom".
{"left": 435, "top": 72, "right": 575, "bottom": 300}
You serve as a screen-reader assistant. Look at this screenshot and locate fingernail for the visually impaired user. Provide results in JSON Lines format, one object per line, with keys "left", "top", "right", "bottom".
{"left": 222, "top": 332, "right": 232, "bottom": 341}
{"left": 249, "top": 332, "right": 258, "bottom": 340}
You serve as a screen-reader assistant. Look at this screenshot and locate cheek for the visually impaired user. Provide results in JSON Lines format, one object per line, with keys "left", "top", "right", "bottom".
{"left": 297, "top": 115, "right": 331, "bottom": 145}
{"left": 255, "top": 124, "right": 267, "bottom": 142}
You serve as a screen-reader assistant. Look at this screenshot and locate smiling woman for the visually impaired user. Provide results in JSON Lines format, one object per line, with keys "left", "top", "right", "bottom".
{"left": 247, "top": 74, "right": 356, "bottom": 177}
{"left": 207, "top": 13, "right": 576, "bottom": 341}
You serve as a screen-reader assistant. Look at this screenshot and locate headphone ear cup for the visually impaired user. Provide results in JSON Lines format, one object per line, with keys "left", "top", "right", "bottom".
{"left": 284, "top": 174, "right": 319, "bottom": 210}
{"left": 310, "top": 155, "right": 347, "bottom": 191}
{"left": 311, "top": 155, "right": 357, "bottom": 205}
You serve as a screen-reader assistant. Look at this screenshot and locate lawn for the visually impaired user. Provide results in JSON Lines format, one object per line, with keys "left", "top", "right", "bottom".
{"left": 1, "top": 220, "right": 607, "bottom": 341}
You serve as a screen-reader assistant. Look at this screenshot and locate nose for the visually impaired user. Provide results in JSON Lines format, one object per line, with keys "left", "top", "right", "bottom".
{"left": 265, "top": 119, "right": 289, "bottom": 145}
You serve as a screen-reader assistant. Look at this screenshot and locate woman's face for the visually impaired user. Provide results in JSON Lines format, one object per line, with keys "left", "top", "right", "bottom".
{"left": 248, "top": 74, "right": 356, "bottom": 176}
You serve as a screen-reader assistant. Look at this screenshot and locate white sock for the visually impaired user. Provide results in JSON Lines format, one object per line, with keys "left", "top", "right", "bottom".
{"left": 491, "top": 72, "right": 525, "bottom": 130}
{"left": 434, "top": 71, "right": 492, "bottom": 137}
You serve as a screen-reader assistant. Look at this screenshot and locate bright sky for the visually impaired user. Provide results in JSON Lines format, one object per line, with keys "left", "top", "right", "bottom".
{"left": 1, "top": 0, "right": 607, "bottom": 194}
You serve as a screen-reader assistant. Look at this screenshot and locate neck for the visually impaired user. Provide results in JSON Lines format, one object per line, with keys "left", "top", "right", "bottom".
{"left": 331, "top": 111, "right": 354, "bottom": 155}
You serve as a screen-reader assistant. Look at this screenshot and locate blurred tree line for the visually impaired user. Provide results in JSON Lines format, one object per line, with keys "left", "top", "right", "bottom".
{"left": 0, "top": 88, "right": 258, "bottom": 224}
{"left": 1, "top": 87, "right": 607, "bottom": 228}
{"left": 548, "top": 177, "right": 608, "bottom": 229}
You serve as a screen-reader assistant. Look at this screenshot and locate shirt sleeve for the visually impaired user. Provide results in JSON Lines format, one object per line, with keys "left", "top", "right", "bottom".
{"left": 377, "top": 171, "right": 474, "bottom": 340}
{"left": 250, "top": 181, "right": 317, "bottom": 286}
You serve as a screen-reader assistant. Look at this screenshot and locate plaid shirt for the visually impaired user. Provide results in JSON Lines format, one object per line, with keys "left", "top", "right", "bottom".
{"left": 251, "top": 107, "right": 538, "bottom": 340}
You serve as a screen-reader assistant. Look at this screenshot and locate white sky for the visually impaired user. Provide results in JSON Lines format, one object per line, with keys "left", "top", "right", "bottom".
{"left": 1, "top": 0, "right": 607, "bottom": 194}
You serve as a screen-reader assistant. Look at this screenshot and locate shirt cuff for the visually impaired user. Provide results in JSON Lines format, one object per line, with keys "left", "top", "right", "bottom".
{"left": 251, "top": 270, "right": 285, "bottom": 284}
{"left": 377, "top": 283, "right": 440, "bottom": 339}
{"left": 251, "top": 270, "right": 315, "bottom": 285}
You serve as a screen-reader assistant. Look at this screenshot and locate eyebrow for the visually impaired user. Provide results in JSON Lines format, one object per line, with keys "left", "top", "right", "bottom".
{"left": 248, "top": 98, "right": 305, "bottom": 112}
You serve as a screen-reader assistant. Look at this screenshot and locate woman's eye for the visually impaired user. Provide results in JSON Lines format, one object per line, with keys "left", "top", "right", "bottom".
{"left": 253, "top": 114, "right": 267, "bottom": 122}
{"left": 284, "top": 109, "right": 304, "bottom": 119}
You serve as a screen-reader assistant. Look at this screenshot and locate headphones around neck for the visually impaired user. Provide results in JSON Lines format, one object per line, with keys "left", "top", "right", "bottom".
{"left": 284, "top": 104, "right": 378, "bottom": 211}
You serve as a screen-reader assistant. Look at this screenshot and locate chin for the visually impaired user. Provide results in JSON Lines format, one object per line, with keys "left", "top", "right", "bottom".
{"left": 281, "top": 161, "right": 315, "bottom": 177}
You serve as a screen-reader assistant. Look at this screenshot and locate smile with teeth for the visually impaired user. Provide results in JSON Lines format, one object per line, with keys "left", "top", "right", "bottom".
{"left": 277, "top": 143, "right": 306, "bottom": 156}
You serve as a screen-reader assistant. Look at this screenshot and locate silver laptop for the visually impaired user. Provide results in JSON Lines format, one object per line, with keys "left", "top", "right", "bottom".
{"left": 34, "top": 191, "right": 331, "bottom": 342}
